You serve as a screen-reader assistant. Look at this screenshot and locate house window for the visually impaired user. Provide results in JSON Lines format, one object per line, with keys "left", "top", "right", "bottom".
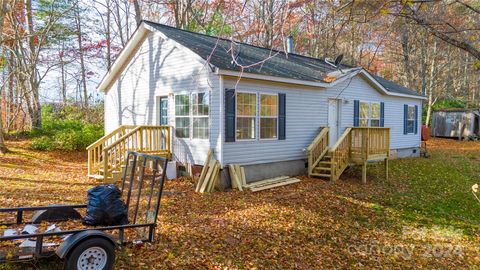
{"left": 236, "top": 92, "right": 257, "bottom": 140}
{"left": 359, "top": 102, "right": 370, "bottom": 127}
{"left": 407, "top": 105, "right": 415, "bottom": 133}
{"left": 175, "top": 93, "right": 210, "bottom": 139}
{"left": 175, "top": 95, "right": 190, "bottom": 138}
{"left": 260, "top": 94, "right": 278, "bottom": 139}
{"left": 192, "top": 92, "right": 209, "bottom": 139}
{"left": 370, "top": 102, "right": 381, "bottom": 127}
{"left": 359, "top": 101, "right": 380, "bottom": 127}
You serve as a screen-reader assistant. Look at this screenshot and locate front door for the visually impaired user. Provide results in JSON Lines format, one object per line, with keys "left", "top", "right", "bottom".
{"left": 157, "top": 96, "right": 168, "bottom": 125}
{"left": 328, "top": 99, "right": 341, "bottom": 147}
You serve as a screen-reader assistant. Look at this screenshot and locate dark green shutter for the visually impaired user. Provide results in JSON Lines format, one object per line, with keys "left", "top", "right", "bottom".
{"left": 414, "top": 105, "right": 418, "bottom": 134}
{"left": 353, "top": 100, "right": 359, "bottom": 127}
{"left": 380, "top": 102, "right": 385, "bottom": 127}
{"left": 278, "top": 93, "right": 286, "bottom": 140}
{"left": 403, "top": 104, "right": 408, "bottom": 135}
{"left": 225, "top": 89, "right": 236, "bottom": 142}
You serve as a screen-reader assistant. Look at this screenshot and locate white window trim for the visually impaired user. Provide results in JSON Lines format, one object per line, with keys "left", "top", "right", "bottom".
{"left": 259, "top": 93, "right": 279, "bottom": 140}
{"left": 235, "top": 91, "right": 258, "bottom": 141}
{"left": 406, "top": 105, "right": 416, "bottom": 134}
{"left": 191, "top": 92, "right": 210, "bottom": 140}
{"left": 174, "top": 94, "right": 191, "bottom": 139}
{"left": 156, "top": 95, "right": 169, "bottom": 126}
{"left": 174, "top": 92, "right": 210, "bottom": 141}
{"left": 234, "top": 91, "right": 280, "bottom": 142}
{"left": 370, "top": 102, "right": 381, "bottom": 127}
{"left": 359, "top": 101, "right": 370, "bottom": 127}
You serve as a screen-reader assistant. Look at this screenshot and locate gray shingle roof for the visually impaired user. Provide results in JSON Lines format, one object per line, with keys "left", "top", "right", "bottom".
{"left": 144, "top": 20, "right": 423, "bottom": 98}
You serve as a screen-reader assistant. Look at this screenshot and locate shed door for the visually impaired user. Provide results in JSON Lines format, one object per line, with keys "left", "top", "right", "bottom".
{"left": 328, "top": 99, "right": 341, "bottom": 147}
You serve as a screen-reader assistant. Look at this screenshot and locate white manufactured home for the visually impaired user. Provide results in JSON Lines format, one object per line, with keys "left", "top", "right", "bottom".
{"left": 91, "top": 21, "right": 425, "bottom": 187}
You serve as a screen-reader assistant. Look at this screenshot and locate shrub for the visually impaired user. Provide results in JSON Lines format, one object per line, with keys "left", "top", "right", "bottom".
{"left": 28, "top": 104, "right": 104, "bottom": 151}
{"left": 31, "top": 136, "right": 55, "bottom": 151}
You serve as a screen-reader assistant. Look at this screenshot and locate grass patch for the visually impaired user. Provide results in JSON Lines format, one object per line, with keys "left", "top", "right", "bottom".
{"left": 358, "top": 140, "right": 480, "bottom": 236}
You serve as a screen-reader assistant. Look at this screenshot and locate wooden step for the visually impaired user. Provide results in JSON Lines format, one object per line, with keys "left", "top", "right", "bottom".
{"left": 314, "top": 166, "right": 331, "bottom": 172}
{"left": 319, "top": 161, "right": 333, "bottom": 165}
{"left": 88, "top": 174, "right": 104, "bottom": 180}
{"left": 310, "top": 173, "right": 331, "bottom": 178}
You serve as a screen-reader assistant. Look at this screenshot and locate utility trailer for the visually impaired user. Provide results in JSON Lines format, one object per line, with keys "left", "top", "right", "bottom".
{"left": 0, "top": 152, "right": 168, "bottom": 270}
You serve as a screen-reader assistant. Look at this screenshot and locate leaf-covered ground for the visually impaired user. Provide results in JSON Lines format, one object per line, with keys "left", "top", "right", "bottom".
{"left": 1, "top": 138, "right": 480, "bottom": 269}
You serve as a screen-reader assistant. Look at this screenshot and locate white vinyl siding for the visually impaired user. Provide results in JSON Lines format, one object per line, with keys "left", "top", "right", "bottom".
{"left": 222, "top": 75, "right": 422, "bottom": 165}
{"left": 104, "top": 31, "right": 219, "bottom": 165}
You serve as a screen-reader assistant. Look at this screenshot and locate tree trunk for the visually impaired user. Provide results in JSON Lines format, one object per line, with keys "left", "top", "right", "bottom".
{"left": 75, "top": 5, "right": 88, "bottom": 107}
{"left": 106, "top": 0, "right": 112, "bottom": 69}
{"left": 401, "top": 28, "right": 413, "bottom": 88}
{"left": 0, "top": 110, "right": 7, "bottom": 154}
{"left": 60, "top": 42, "right": 67, "bottom": 105}
{"left": 425, "top": 40, "right": 438, "bottom": 126}
{"left": 114, "top": 1, "right": 126, "bottom": 46}
{"left": 420, "top": 31, "right": 428, "bottom": 96}
{"left": 25, "top": 0, "right": 42, "bottom": 129}
{"left": 133, "top": 0, "right": 142, "bottom": 26}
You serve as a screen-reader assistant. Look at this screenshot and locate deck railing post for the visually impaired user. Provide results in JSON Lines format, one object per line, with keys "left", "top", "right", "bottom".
{"left": 103, "top": 149, "right": 108, "bottom": 181}
{"left": 87, "top": 149, "right": 92, "bottom": 175}
{"left": 139, "top": 128, "right": 144, "bottom": 151}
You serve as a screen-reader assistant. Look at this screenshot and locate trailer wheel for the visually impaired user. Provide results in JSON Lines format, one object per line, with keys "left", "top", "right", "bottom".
{"left": 65, "top": 238, "right": 115, "bottom": 270}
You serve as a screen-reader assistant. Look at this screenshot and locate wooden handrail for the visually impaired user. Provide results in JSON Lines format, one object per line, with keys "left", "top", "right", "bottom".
{"left": 308, "top": 126, "right": 390, "bottom": 182}
{"left": 329, "top": 128, "right": 352, "bottom": 181}
{"left": 103, "top": 126, "right": 142, "bottom": 152}
{"left": 87, "top": 125, "right": 171, "bottom": 179}
{"left": 330, "top": 128, "right": 352, "bottom": 152}
{"left": 86, "top": 125, "right": 135, "bottom": 150}
{"left": 306, "top": 127, "right": 329, "bottom": 151}
{"left": 307, "top": 127, "right": 329, "bottom": 176}
{"left": 350, "top": 127, "right": 390, "bottom": 162}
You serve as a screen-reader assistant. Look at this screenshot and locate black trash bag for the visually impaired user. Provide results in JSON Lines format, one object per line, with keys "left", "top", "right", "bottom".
{"left": 83, "top": 184, "right": 128, "bottom": 226}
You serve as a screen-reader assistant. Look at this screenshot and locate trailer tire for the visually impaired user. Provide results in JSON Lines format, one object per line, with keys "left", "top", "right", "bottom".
{"left": 65, "top": 238, "right": 115, "bottom": 270}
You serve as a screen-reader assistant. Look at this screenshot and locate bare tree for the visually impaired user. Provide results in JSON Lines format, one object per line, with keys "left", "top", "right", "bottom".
{"left": 74, "top": 1, "right": 88, "bottom": 107}
{"left": 0, "top": 0, "right": 9, "bottom": 153}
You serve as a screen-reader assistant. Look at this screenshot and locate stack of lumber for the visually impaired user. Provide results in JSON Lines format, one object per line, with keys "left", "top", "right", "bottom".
{"left": 228, "top": 164, "right": 246, "bottom": 191}
{"left": 228, "top": 163, "right": 301, "bottom": 192}
{"left": 243, "top": 176, "right": 301, "bottom": 192}
{"left": 195, "top": 149, "right": 220, "bottom": 193}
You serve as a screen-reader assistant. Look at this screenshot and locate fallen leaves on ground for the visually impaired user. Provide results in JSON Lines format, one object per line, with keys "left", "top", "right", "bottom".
{"left": 0, "top": 138, "right": 479, "bottom": 269}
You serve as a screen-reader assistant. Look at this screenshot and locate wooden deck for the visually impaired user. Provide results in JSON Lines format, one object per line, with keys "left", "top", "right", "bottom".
{"left": 307, "top": 127, "right": 390, "bottom": 183}
{"left": 87, "top": 125, "right": 172, "bottom": 181}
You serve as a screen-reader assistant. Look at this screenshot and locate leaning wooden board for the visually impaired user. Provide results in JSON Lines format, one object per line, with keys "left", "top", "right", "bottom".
{"left": 228, "top": 164, "right": 243, "bottom": 191}
{"left": 196, "top": 149, "right": 213, "bottom": 192}
{"left": 199, "top": 160, "right": 217, "bottom": 193}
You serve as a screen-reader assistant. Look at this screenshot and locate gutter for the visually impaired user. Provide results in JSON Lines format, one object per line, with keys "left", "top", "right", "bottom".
{"left": 216, "top": 68, "right": 426, "bottom": 100}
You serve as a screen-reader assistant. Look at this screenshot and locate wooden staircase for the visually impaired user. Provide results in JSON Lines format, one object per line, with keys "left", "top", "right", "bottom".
{"left": 87, "top": 125, "right": 172, "bottom": 182}
{"left": 307, "top": 127, "right": 390, "bottom": 182}
{"left": 310, "top": 155, "right": 333, "bottom": 178}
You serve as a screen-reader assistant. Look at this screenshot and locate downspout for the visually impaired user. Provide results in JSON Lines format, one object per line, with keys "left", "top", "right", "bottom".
{"left": 218, "top": 75, "right": 224, "bottom": 168}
